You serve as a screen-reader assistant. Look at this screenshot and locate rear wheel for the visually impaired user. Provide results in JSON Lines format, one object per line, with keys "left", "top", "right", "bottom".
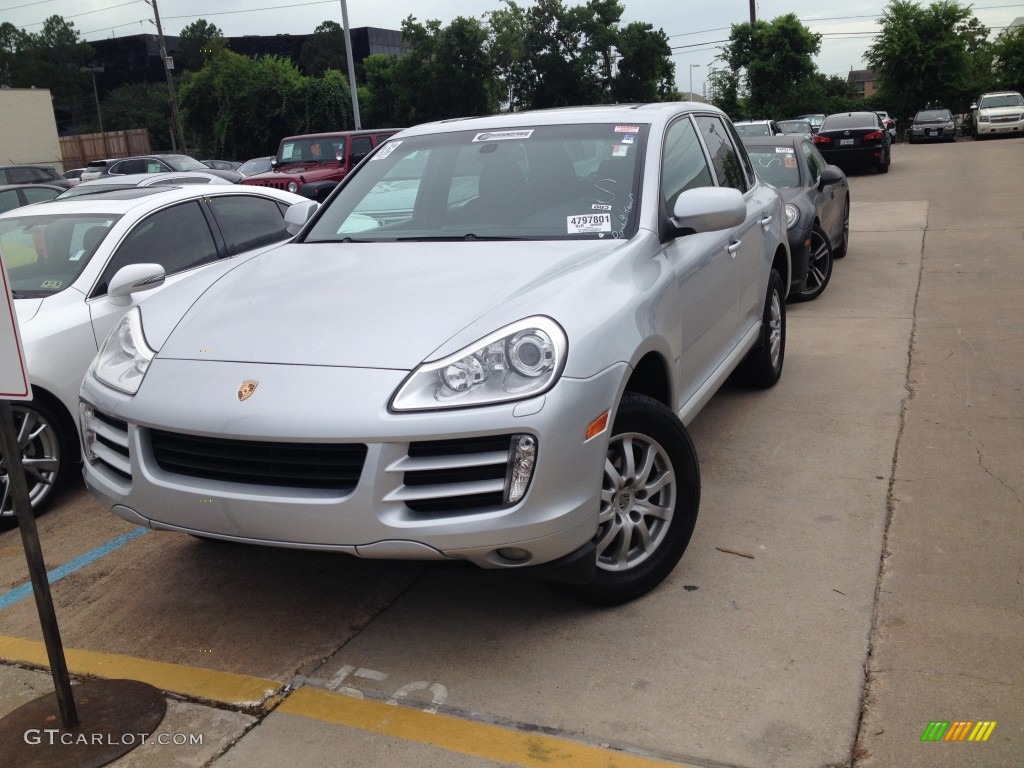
{"left": 738, "top": 268, "right": 786, "bottom": 388}
{"left": 1, "top": 401, "right": 71, "bottom": 522}
{"left": 569, "top": 393, "right": 700, "bottom": 606}
{"left": 791, "top": 227, "right": 833, "bottom": 302}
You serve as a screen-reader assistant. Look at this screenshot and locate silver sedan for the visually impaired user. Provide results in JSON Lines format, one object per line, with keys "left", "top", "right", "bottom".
{"left": 80, "top": 103, "right": 791, "bottom": 604}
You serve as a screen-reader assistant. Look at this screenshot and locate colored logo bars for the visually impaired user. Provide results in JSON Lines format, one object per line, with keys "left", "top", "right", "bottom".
{"left": 921, "top": 721, "right": 997, "bottom": 742}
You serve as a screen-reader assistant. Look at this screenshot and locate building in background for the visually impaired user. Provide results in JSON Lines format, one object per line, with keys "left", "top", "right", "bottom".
{"left": 847, "top": 69, "right": 877, "bottom": 98}
{"left": 0, "top": 89, "right": 63, "bottom": 172}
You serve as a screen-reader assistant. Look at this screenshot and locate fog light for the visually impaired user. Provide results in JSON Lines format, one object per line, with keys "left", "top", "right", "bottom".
{"left": 79, "top": 402, "right": 98, "bottom": 462}
{"left": 505, "top": 434, "right": 537, "bottom": 504}
{"left": 496, "top": 547, "right": 531, "bottom": 562}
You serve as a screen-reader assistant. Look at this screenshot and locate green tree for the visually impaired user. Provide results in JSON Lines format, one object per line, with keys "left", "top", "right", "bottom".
{"left": 487, "top": 1, "right": 532, "bottom": 111}
{"left": 612, "top": 22, "right": 677, "bottom": 102}
{"left": 722, "top": 14, "right": 821, "bottom": 118}
{"left": 177, "top": 19, "right": 226, "bottom": 73}
{"left": 360, "top": 54, "right": 399, "bottom": 126}
{"left": 299, "top": 21, "right": 348, "bottom": 78}
{"left": 284, "top": 68, "right": 354, "bottom": 133}
{"left": 96, "top": 82, "right": 171, "bottom": 142}
{"left": 990, "top": 28, "right": 1024, "bottom": 93}
{"left": 0, "top": 22, "right": 29, "bottom": 86}
{"left": 866, "top": 1, "right": 986, "bottom": 121}
{"left": 178, "top": 50, "right": 305, "bottom": 159}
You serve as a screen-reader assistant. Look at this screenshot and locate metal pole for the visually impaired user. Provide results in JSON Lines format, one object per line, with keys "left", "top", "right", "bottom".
{"left": 340, "top": 0, "right": 362, "bottom": 129}
{"left": 749, "top": 0, "right": 756, "bottom": 23}
{"left": 90, "top": 68, "right": 109, "bottom": 157}
{"left": 149, "top": 0, "right": 185, "bottom": 152}
{"left": 0, "top": 401, "right": 78, "bottom": 728}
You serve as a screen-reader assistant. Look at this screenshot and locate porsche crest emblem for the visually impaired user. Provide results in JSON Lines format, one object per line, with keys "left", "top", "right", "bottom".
{"left": 237, "top": 380, "right": 259, "bottom": 401}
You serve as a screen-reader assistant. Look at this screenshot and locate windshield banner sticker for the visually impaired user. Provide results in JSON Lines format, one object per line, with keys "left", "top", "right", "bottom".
{"left": 568, "top": 214, "right": 612, "bottom": 234}
{"left": 371, "top": 140, "right": 402, "bottom": 161}
{"left": 614, "top": 125, "right": 640, "bottom": 133}
{"left": 472, "top": 130, "right": 534, "bottom": 142}
{"left": 775, "top": 147, "right": 795, "bottom": 153}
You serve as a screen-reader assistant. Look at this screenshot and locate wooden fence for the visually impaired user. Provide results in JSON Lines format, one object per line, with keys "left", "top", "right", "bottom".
{"left": 60, "top": 129, "right": 151, "bottom": 170}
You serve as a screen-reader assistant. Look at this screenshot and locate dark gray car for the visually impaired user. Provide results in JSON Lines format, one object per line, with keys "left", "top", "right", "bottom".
{"left": 81, "top": 155, "right": 243, "bottom": 183}
{"left": 743, "top": 134, "right": 849, "bottom": 301}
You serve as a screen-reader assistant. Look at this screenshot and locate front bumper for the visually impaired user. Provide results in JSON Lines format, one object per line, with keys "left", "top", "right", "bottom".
{"left": 976, "top": 117, "right": 1024, "bottom": 136}
{"left": 81, "top": 359, "right": 629, "bottom": 570}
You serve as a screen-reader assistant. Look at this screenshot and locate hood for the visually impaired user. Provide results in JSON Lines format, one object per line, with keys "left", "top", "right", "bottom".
{"left": 13, "top": 297, "right": 42, "bottom": 324}
{"left": 246, "top": 164, "right": 338, "bottom": 182}
{"left": 979, "top": 105, "right": 1023, "bottom": 117}
{"left": 155, "top": 240, "right": 627, "bottom": 369}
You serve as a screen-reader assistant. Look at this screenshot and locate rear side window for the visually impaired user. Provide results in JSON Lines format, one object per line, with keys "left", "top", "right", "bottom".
{"left": 7, "top": 168, "right": 37, "bottom": 184}
{"left": 695, "top": 115, "right": 750, "bottom": 193}
{"left": 350, "top": 136, "right": 373, "bottom": 163}
{"left": 22, "top": 186, "right": 60, "bottom": 204}
{"left": 207, "top": 195, "right": 290, "bottom": 254}
{"left": 0, "top": 189, "right": 20, "bottom": 213}
{"left": 93, "top": 201, "right": 219, "bottom": 296}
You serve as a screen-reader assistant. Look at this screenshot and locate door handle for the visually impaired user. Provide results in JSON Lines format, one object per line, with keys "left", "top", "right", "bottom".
{"left": 759, "top": 215, "right": 773, "bottom": 228}
{"left": 727, "top": 240, "right": 741, "bottom": 257}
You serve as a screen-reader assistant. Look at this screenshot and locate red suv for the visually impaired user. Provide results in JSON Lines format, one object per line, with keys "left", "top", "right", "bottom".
{"left": 240, "top": 129, "right": 400, "bottom": 201}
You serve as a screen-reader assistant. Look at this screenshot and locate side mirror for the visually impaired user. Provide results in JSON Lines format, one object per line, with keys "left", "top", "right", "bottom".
{"left": 818, "top": 165, "right": 844, "bottom": 190}
{"left": 107, "top": 263, "right": 165, "bottom": 305}
{"left": 969, "top": 103, "right": 978, "bottom": 110}
{"left": 671, "top": 187, "right": 745, "bottom": 233}
{"left": 285, "top": 200, "right": 319, "bottom": 234}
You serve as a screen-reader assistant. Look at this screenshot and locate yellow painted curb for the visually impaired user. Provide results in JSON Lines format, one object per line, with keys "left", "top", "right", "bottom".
{"left": 0, "top": 635, "right": 281, "bottom": 708}
{"left": 279, "top": 686, "right": 695, "bottom": 768}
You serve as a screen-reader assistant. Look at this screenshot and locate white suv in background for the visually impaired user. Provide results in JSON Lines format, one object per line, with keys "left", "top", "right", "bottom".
{"left": 971, "top": 91, "right": 1024, "bottom": 138}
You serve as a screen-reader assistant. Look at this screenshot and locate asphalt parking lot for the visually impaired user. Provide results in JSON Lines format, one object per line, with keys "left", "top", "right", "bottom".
{"left": 1, "top": 135, "right": 1021, "bottom": 768}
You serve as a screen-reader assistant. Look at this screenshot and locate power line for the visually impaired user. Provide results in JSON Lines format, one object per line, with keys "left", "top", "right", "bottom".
{"left": 13, "top": 0, "right": 143, "bottom": 29}
{"left": 0, "top": 0, "right": 62, "bottom": 12}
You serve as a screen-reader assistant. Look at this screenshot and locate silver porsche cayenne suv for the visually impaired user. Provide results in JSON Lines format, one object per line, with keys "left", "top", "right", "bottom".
{"left": 80, "top": 103, "right": 790, "bottom": 604}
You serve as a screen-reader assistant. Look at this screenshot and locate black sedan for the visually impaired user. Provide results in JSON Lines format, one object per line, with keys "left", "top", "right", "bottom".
{"left": 813, "top": 112, "right": 891, "bottom": 174}
{"left": 743, "top": 135, "right": 849, "bottom": 302}
{"left": 907, "top": 108, "right": 957, "bottom": 143}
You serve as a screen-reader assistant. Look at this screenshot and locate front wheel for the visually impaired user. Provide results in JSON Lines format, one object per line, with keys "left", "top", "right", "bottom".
{"left": 569, "top": 393, "right": 700, "bottom": 605}
{"left": 834, "top": 198, "right": 850, "bottom": 258}
{"left": 1, "top": 401, "right": 71, "bottom": 521}
{"left": 791, "top": 227, "right": 833, "bottom": 302}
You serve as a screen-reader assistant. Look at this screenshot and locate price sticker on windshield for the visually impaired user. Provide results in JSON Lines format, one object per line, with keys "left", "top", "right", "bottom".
{"left": 567, "top": 214, "right": 612, "bottom": 234}
{"left": 0, "top": 246, "right": 32, "bottom": 400}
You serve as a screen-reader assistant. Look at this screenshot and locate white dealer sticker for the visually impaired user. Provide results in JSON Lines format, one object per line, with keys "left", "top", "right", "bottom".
{"left": 614, "top": 125, "right": 640, "bottom": 133}
{"left": 371, "top": 140, "right": 402, "bottom": 160}
{"left": 567, "top": 214, "right": 611, "bottom": 234}
{"left": 472, "top": 130, "right": 534, "bottom": 142}
{"left": 775, "top": 147, "right": 795, "bottom": 153}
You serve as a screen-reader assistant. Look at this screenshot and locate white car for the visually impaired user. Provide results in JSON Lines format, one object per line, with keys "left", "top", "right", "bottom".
{"left": 0, "top": 184, "right": 306, "bottom": 517}
{"left": 57, "top": 171, "right": 232, "bottom": 198}
{"left": 971, "top": 91, "right": 1024, "bottom": 138}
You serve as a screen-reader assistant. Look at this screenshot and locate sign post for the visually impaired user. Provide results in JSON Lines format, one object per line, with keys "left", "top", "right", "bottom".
{"left": 0, "top": 244, "right": 165, "bottom": 766}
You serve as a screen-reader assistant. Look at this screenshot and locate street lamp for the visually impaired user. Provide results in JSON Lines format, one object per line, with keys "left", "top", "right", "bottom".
{"left": 689, "top": 64, "right": 701, "bottom": 102}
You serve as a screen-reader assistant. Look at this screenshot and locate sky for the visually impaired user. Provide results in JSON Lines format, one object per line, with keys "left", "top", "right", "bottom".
{"left": 4, "top": 0, "right": 1023, "bottom": 97}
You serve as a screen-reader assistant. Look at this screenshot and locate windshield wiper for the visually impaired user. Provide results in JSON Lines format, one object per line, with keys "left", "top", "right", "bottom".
{"left": 394, "top": 234, "right": 533, "bottom": 242}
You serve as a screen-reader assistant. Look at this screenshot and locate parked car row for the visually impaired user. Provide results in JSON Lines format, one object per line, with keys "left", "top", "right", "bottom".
{"left": 3, "top": 103, "right": 796, "bottom": 606}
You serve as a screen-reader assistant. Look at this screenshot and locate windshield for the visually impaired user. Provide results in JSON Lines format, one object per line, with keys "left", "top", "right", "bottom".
{"left": 278, "top": 137, "right": 345, "bottom": 165}
{"left": 0, "top": 214, "right": 121, "bottom": 297}
{"left": 304, "top": 123, "right": 647, "bottom": 242}
{"left": 735, "top": 123, "right": 771, "bottom": 137}
{"left": 821, "top": 114, "right": 878, "bottom": 131}
{"left": 746, "top": 147, "right": 801, "bottom": 188}
{"left": 165, "top": 156, "right": 210, "bottom": 172}
{"left": 239, "top": 157, "right": 273, "bottom": 176}
{"left": 914, "top": 110, "right": 952, "bottom": 122}
{"left": 778, "top": 120, "right": 811, "bottom": 134}
{"left": 980, "top": 93, "right": 1024, "bottom": 109}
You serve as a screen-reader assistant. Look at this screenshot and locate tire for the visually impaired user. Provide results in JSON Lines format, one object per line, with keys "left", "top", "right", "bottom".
{"left": 834, "top": 198, "right": 850, "bottom": 258}
{"left": 876, "top": 155, "right": 890, "bottom": 174}
{"left": 0, "top": 400, "right": 71, "bottom": 521}
{"left": 569, "top": 393, "right": 700, "bottom": 606}
{"left": 738, "top": 268, "right": 786, "bottom": 389}
{"left": 790, "top": 226, "right": 833, "bottom": 302}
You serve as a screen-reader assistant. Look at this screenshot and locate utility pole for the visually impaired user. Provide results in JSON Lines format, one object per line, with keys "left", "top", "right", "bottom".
{"left": 340, "top": 0, "right": 362, "bottom": 129}
{"left": 749, "top": 0, "right": 756, "bottom": 23}
{"left": 147, "top": 0, "right": 185, "bottom": 152}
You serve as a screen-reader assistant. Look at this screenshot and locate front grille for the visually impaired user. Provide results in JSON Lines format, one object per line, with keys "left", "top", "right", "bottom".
{"left": 990, "top": 114, "right": 1021, "bottom": 123}
{"left": 149, "top": 430, "right": 366, "bottom": 491}
{"left": 245, "top": 179, "right": 289, "bottom": 190}
{"left": 91, "top": 411, "right": 130, "bottom": 481}
{"left": 393, "top": 435, "right": 516, "bottom": 515}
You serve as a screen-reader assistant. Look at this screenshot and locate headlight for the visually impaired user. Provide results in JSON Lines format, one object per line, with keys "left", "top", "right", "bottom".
{"left": 979, "top": 114, "right": 990, "bottom": 123}
{"left": 392, "top": 317, "right": 567, "bottom": 411}
{"left": 90, "top": 307, "right": 155, "bottom": 395}
{"left": 784, "top": 203, "right": 799, "bottom": 230}
{"left": 287, "top": 180, "right": 299, "bottom": 193}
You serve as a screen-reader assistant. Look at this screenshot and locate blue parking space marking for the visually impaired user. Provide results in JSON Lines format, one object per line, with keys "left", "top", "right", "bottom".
{"left": 0, "top": 528, "right": 147, "bottom": 610}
